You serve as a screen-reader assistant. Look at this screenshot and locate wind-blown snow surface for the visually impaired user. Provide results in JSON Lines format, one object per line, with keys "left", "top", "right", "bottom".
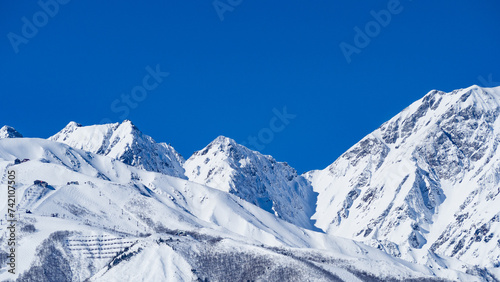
{"left": 49, "top": 120, "right": 186, "bottom": 179}
{"left": 306, "top": 85, "right": 500, "bottom": 273}
{"left": 0, "top": 138, "right": 480, "bottom": 281}
{"left": 184, "top": 136, "right": 319, "bottom": 231}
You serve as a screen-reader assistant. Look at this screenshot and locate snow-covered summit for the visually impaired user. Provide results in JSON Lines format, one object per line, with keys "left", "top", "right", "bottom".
{"left": 1, "top": 137, "right": 479, "bottom": 281}
{"left": 49, "top": 120, "right": 186, "bottom": 178}
{"left": 0, "top": 125, "right": 23, "bottom": 138}
{"left": 307, "top": 85, "right": 500, "bottom": 268}
{"left": 184, "top": 135, "right": 318, "bottom": 230}
{"left": 1, "top": 85, "right": 499, "bottom": 280}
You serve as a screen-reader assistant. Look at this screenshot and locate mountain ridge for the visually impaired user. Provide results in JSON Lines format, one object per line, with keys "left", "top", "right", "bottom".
{"left": 307, "top": 85, "right": 500, "bottom": 269}
{"left": 2, "top": 84, "right": 500, "bottom": 280}
{"left": 49, "top": 120, "right": 186, "bottom": 179}
{"left": 184, "top": 135, "right": 319, "bottom": 231}
{"left": 1, "top": 137, "right": 478, "bottom": 281}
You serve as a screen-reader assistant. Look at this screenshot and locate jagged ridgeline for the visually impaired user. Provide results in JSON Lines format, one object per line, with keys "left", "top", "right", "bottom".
{"left": 1, "top": 85, "right": 499, "bottom": 281}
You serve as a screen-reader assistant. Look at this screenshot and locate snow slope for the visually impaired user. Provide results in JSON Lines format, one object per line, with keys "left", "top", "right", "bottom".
{"left": 1, "top": 85, "right": 500, "bottom": 281}
{"left": 184, "top": 136, "right": 319, "bottom": 231}
{"left": 0, "top": 138, "right": 483, "bottom": 281}
{"left": 306, "top": 85, "right": 500, "bottom": 270}
{"left": 49, "top": 120, "right": 186, "bottom": 179}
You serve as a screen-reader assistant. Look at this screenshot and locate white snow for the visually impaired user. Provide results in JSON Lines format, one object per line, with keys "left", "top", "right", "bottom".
{"left": 49, "top": 120, "right": 186, "bottom": 179}
{"left": 1, "top": 85, "right": 499, "bottom": 281}
{"left": 307, "top": 85, "right": 500, "bottom": 274}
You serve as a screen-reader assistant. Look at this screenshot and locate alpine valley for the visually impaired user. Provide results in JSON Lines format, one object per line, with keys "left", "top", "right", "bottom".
{"left": 1, "top": 85, "right": 500, "bottom": 281}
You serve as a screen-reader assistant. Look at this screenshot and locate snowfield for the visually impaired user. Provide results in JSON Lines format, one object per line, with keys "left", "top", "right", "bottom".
{"left": 1, "top": 85, "right": 499, "bottom": 281}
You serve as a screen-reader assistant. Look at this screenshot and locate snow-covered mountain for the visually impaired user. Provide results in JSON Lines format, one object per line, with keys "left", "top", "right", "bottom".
{"left": 306, "top": 85, "right": 500, "bottom": 270}
{"left": 0, "top": 138, "right": 477, "bottom": 281}
{"left": 49, "top": 120, "right": 186, "bottom": 179}
{"left": 184, "top": 136, "right": 318, "bottom": 230}
{"left": 0, "top": 125, "right": 22, "bottom": 139}
{"left": 2, "top": 85, "right": 500, "bottom": 281}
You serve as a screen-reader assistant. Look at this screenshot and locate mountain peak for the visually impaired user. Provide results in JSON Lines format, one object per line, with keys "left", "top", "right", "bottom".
{"left": 207, "top": 135, "right": 242, "bottom": 150}
{"left": 212, "top": 135, "right": 236, "bottom": 144}
{"left": 50, "top": 120, "right": 186, "bottom": 178}
{"left": 192, "top": 135, "right": 242, "bottom": 158}
{"left": 66, "top": 121, "right": 83, "bottom": 128}
{"left": 308, "top": 84, "right": 500, "bottom": 267}
{"left": 0, "top": 125, "right": 23, "bottom": 138}
{"left": 184, "top": 136, "right": 318, "bottom": 230}
{"left": 120, "top": 119, "right": 139, "bottom": 130}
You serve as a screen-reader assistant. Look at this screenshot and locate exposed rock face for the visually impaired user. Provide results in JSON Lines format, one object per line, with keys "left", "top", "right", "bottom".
{"left": 0, "top": 125, "right": 23, "bottom": 138}
{"left": 49, "top": 120, "right": 186, "bottom": 178}
{"left": 184, "top": 136, "right": 318, "bottom": 230}
{"left": 306, "top": 85, "right": 500, "bottom": 268}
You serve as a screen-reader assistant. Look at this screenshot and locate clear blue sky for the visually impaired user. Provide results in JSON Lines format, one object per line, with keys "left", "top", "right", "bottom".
{"left": 1, "top": 0, "right": 499, "bottom": 173}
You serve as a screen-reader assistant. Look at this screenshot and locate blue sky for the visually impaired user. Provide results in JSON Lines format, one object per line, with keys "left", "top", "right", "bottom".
{"left": 1, "top": 0, "right": 499, "bottom": 173}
